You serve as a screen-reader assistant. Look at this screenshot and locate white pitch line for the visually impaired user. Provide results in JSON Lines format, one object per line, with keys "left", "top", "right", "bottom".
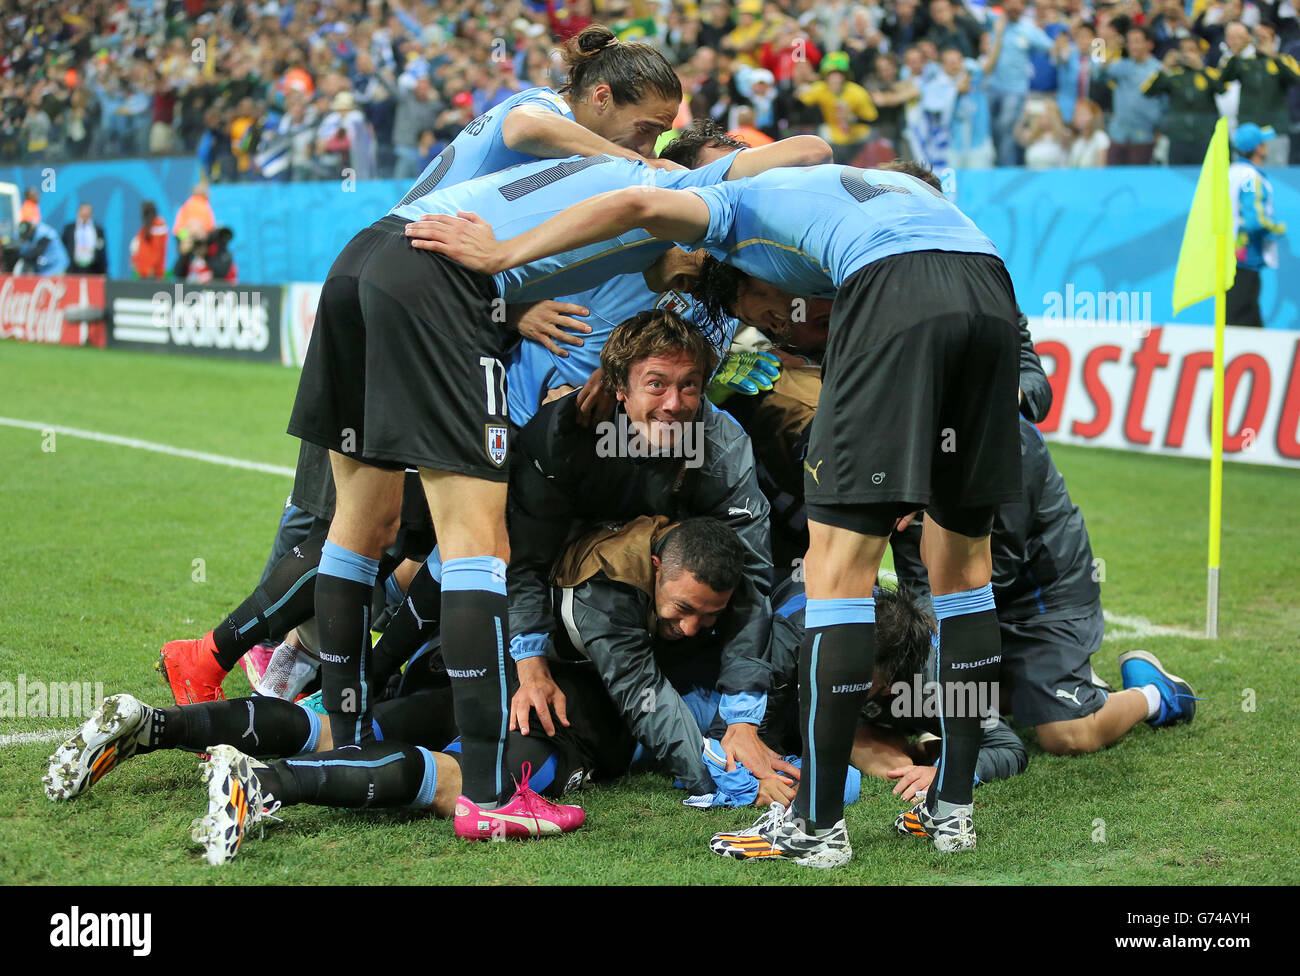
{"left": 1102, "top": 610, "right": 1206, "bottom": 641}
{"left": 0, "top": 417, "right": 294, "bottom": 478}
{"left": 0, "top": 727, "right": 78, "bottom": 749}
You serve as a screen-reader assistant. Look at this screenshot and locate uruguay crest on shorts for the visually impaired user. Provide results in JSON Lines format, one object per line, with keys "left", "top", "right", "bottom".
{"left": 486, "top": 424, "right": 508, "bottom": 467}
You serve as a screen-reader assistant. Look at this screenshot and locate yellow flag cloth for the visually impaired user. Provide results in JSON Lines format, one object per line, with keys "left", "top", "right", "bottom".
{"left": 1173, "top": 117, "right": 1237, "bottom": 314}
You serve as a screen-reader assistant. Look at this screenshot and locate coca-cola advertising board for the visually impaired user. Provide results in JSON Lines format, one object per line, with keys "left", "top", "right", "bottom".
{"left": 0, "top": 274, "right": 107, "bottom": 348}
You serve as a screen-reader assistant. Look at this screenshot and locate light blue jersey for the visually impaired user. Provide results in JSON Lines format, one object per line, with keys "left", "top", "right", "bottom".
{"left": 394, "top": 149, "right": 741, "bottom": 303}
{"left": 506, "top": 274, "right": 740, "bottom": 425}
{"left": 390, "top": 87, "right": 574, "bottom": 217}
{"left": 685, "top": 165, "right": 999, "bottom": 298}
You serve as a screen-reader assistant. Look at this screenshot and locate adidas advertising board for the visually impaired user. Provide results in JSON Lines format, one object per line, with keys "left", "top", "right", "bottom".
{"left": 107, "top": 281, "right": 282, "bottom": 362}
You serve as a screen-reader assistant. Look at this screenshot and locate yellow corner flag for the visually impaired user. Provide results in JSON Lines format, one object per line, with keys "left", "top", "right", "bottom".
{"left": 1172, "top": 117, "right": 1234, "bottom": 638}
{"left": 1173, "top": 118, "right": 1236, "bottom": 314}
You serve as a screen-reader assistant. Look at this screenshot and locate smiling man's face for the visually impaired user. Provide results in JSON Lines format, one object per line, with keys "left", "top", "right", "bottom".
{"left": 617, "top": 347, "right": 705, "bottom": 453}
{"left": 731, "top": 280, "right": 833, "bottom": 342}
{"left": 653, "top": 557, "right": 732, "bottom": 641}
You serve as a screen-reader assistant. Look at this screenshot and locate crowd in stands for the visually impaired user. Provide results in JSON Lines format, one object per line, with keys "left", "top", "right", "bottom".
{"left": 5, "top": 0, "right": 1300, "bottom": 178}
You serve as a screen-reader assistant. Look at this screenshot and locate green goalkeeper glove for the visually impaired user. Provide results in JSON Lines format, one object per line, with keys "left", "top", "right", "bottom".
{"left": 707, "top": 350, "right": 782, "bottom": 403}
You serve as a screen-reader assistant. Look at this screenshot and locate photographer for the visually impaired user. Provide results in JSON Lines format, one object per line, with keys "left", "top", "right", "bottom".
{"left": 14, "top": 220, "right": 70, "bottom": 276}
{"left": 173, "top": 225, "right": 238, "bottom": 285}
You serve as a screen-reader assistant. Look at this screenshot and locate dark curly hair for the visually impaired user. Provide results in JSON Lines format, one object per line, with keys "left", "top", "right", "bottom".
{"left": 660, "top": 517, "right": 745, "bottom": 593}
{"left": 874, "top": 585, "right": 937, "bottom": 688}
{"left": 692, "top": 253, "right": 750, "bottom": 338}
{"left": 658, "top": 118, "right": 749, "bottom": 167}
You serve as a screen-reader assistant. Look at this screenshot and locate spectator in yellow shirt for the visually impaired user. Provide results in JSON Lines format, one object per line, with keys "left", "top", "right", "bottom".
{"left": 723, "top": 0, "right": 770, "bottom": 68}
{"left": 229, "top": 98, "right": 259, "bottom": 179}
{"left": 797, "top": 51, "right": 879, "bottom": 162}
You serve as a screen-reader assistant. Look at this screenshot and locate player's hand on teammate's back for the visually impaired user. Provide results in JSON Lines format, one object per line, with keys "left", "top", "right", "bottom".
{"left": 511, "top": 656, "right": 570, "bottom": 737}
{"left": 543, "top": 384, "right": 579, "bottom": 405}
{"left": 575, "top": 366, "right": 616, "bottom": 427}
{"left": 405, "top": 211, "right": 503, "bottom": 273}
{"left": 722, "top": 722, "right": 801, "bottom": 783}
{"left": 887, "top": 763, "right": 937, "bottom": 802}
{"left": 515, "top": 300, "right": 592, "bottom": 357}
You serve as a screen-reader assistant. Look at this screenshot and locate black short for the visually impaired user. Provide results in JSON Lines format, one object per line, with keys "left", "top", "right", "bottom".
{"left": 805, "top": 250, "right": 1023, "bottom": 530}
{"left": 372, "top": 688, "right": 459, "bottom": 751}
{"left": 542, "top": 662, "right": 638, "bottom": 786}
{"left": 287, "top": 215, "right": 513, "bottom": 481}
{"left": 291, "top": 441, "right": 435, "bottom": 544}
{"left": 999, "top": 603, "right": 1108, "bottom": 727}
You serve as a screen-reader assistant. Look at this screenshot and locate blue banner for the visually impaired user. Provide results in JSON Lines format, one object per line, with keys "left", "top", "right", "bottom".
{"left": 950, "top": 166, "right": 1299, "bottom": 328}
{"left": 0, "top": 159, "right": 199, "bottom": 280}
{"left": 6, "top": 159, "right": 1299, "bottom": 328}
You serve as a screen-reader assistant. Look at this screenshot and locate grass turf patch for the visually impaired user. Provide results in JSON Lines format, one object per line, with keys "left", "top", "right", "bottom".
{"left": 1, "top": 341, "right": 1296, "bottom": 885}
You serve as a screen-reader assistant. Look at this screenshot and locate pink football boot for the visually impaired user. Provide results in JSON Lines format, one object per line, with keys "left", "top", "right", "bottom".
{"left": 454, "top": 762, "right": 585, "bottom": 840}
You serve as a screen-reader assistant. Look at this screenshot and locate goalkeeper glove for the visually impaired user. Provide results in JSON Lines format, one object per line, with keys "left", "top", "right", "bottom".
{"left": 707, "top": 350, "right": 782, "bottom": 403}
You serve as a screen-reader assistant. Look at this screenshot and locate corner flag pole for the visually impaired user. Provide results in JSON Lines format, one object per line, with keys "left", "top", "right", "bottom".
{"left": 1207, "top": 180, "right": 1228, "bottom": 640}
{"left": 1172, "top": 117, "right": 1233, "bottom": 637}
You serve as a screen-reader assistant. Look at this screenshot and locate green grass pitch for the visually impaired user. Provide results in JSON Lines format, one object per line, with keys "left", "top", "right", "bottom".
{"left": 1, "top": 340, "right": 1297, "bottom": 885}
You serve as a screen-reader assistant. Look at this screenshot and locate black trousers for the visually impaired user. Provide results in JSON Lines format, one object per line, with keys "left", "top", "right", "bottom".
{"left": 1226, "top": 267, "right": 1263, "bottom": 328}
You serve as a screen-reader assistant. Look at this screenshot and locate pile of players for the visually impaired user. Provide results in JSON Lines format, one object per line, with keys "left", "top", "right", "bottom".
{"left": 44, "top": 26, "right": 1199, "bottom": 871}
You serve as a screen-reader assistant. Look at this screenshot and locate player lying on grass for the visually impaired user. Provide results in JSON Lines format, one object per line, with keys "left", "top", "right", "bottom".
{"left": 403, "top": 158, "right": 1024, "bottom": 865}
{"left": 45, "top": 518, "right": 753, "bottom": 863}
{"left": 714, "top": 208, "right": 1201, "bottom": 757}
{"left": 891, "top": 417, "right": 1201, "bottom": 749}
{"left": 745, "top": 368, "right": 1201, "bottom": 750}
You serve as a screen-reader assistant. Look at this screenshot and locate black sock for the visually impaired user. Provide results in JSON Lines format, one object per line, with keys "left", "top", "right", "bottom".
{"left": 440, "top": 557, "right": 508, "bottom": 806}
{"left": 211, "top": 537, "right": 325, "bottom": 671}
{"left": 371, "top": 556, "right": 443, "bottom": 689}
{"left": 792, "top": 598, "right": 876, "bottom": 832}
{"left": 316, "top": 542, "right": 380, "bottom": 747}
{"left": 257, "top": 743, "right": 435, "bottom": 809}
{"left": 930, "top": 585, "right": 1001, "bottom": 813}
{"left": 150, "top": 698, "right": 316, "bottom": 757}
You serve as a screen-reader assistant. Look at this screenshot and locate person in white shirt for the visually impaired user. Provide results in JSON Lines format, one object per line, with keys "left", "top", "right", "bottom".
{"left": 60, "top": 204, "right": 107, "bottom": 275}
{"left": 1067, "top": 98, "right": 1111, "bottom": 167}
{"left": 1015, "top": 98, "right": 1070, "bottom": 168}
